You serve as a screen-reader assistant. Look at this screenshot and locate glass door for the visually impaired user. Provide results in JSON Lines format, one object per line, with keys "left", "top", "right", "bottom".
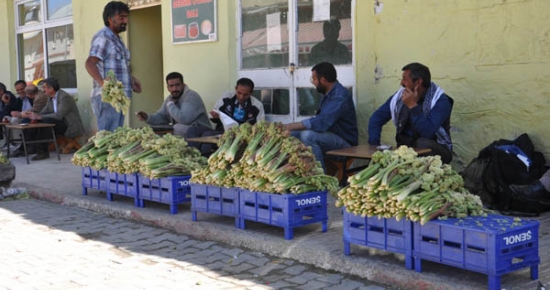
{"left": 238, "top": 0, "right": 354, "bottom": 123}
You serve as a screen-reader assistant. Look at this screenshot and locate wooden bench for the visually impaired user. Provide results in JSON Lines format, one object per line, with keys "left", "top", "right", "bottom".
{"left": 325, "top": 157, "right": 355, "bottom": 183}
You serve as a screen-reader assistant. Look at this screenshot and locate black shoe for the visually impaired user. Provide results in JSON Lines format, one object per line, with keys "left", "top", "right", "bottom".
{"left": 31, "top": 151, "right": 50, "bottom": 161}
{"left": 509, "top": 181, "right": 550, "bottom": 202}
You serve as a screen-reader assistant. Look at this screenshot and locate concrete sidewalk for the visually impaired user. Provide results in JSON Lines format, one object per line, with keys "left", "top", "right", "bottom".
{"left": 7, "top": 154, "right": 550, "bottom": 290}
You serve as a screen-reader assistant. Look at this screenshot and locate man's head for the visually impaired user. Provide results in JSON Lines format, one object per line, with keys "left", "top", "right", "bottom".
{"left": 25, "top": 84, "right": 39, "bottom": 99}
{"left": 103, "top": 1, "right": 130, "bottom": 34}
{"left": 0, "top": 82, "right": 6, "bottom": 94}
{"left": 42, "top": 78, "right": 60, "bottom": 97}
{"left": 323, "top": 19, "right": 341, "bottom": 41}
{"left": 311, "top": 62, "right": 337, "bottom": 94}
{"left": 14, "top": 80, "right": 26, "bottom": 98}
{"left": 165, "top": 72, "right": 185, "bottom": 99}
{"left": 401, "top": 63, "right": 431, "bottom": 93}
{"left": 234, "top": 78, "right": 255, "bottom": 104}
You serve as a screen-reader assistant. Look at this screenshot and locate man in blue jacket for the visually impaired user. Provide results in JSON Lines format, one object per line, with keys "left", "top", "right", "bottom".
{"left": 284, "top": 62, "right": 358, "bottom": 171}
{"left": 368, "top": 62, "right": 453, "bottom": 163}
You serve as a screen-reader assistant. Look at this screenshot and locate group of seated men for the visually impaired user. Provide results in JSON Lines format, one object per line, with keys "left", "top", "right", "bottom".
{"left": 137, "top": 62, "right": 453, "bottom": 174}
{"left": 0, "top": 78, "right": 84, "bottom": 160}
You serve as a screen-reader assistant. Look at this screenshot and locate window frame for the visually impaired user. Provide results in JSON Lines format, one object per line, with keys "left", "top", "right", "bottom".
{"left": 14, "top": 0, "right": 75, "bottom": 93}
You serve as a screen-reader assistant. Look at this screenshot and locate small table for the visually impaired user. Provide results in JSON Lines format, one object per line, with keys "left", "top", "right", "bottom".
{"left": 186, "top": 135, "right": 220, "bottom": 145}
{"left": 5, "top": 123, "right": 60, "bottom": 164}
{"left": 326, "top": 145, "right": 432, "bottom": 186}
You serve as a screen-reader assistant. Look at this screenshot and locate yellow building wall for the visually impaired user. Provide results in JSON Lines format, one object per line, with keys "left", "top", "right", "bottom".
{"left": 356, "top": 0, "right": 550, "bottom": 166}
{"left": 0, "top": 0, "right": 16, "bottom": 87}
{"left": 3, "top": 0, "right": 550, "bottom": 165}
{"left": 160, "top": 0, "right": 235, "bottom": 112}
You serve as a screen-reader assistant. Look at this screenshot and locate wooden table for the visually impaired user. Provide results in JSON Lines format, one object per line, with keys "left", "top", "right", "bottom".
{"left": 326, "top": 145, "right": 432, "bottom": 186}
{"left": 5, "top": 123, "right": 60, "bottom": 164}
{"left": 186, "top": 135, "right": 220, "bottom": 145}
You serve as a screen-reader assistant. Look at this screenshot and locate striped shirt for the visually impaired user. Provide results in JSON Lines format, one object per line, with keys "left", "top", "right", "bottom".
{"left": 89, "top": 27, "right": 132, "bottom": 99}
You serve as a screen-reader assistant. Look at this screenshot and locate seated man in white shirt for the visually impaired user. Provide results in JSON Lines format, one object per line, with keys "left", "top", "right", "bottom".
{"left": 187, "top": 77, "right": 264, "bottom": 155}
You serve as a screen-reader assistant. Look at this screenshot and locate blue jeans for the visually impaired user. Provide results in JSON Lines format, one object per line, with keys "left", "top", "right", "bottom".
{"left": 291, "top": 130, "right": 351, "bottom": 171}
{"left": 91, "top": 95, "right": 124, "bottom": 132}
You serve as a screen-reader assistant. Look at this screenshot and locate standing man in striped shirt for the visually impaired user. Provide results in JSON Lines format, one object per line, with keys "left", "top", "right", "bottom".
{"left": 85, "top": 1, "right": 142, "bottom": 131}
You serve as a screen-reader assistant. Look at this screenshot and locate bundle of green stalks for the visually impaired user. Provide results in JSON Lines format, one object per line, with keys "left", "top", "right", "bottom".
{"left": 72, "top": 127, "right": 207, "bottom": 178}
{"left": 191, "top": 121, "right": 339, "bottom": 195}
{"left": 336, "top": 146, "right": 488, "bottom": 225}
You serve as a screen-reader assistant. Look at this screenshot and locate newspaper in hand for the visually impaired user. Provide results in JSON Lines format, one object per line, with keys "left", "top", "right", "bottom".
{"left": 213, "top": 109, "right": 238, "bottom": 132}
{"left": 101, "top": 70, "right": 130, "bottom": 115}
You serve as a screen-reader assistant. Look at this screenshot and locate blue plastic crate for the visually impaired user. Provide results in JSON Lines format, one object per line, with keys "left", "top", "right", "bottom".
{"left": 413, "top": 214, "right": 540, "bottom": 290}
{"left": 343, "top": 210, "right": 413, "bottom": 270}
{"left": 240, "top": 189, "right": 328, "bottom": 240}
{"left": 81, "top": 167, "right": 108, "bottom": 195}
{"left": 138, "top": 175, "right": 191, "bottom": 214}
{"left": 190, "top": 184, "right": 240, "bottom": 228}
{"left": 106, "top": 171, "right": 140, "bottom": 207}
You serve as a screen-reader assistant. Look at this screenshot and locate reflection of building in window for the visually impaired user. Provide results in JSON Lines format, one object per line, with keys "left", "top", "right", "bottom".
{"left": 16, "top": 1, "right": 75, "bottom": 88}
{"left": 308, "top": 19, "right": 351, "bottom": 66}
{"left": 259, "top": 88, "right": 290, "bottom": 115}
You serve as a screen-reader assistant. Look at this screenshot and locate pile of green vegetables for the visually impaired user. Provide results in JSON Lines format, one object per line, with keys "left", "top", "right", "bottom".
{"left": 191, "top": 121, "right": 339, "bottom": 195}
{"left": 72, "top": 126, "right": 207, "bottom": 179}
{"left": 0, "top": 153, "right": 8, "bottom": 165}
{"left": 336, "top": 146, "right": 487, "bottom": 224}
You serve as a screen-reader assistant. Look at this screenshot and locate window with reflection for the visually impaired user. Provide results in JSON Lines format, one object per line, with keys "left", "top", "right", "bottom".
{"left": 15, "top": 0, "right": 75, "bottom": 88}
{"left": 298, "top": 0, "right": 352, "bottom": 67}
{"left": 241, "top": 0, "right": 289, "bottom": 69}
{"left": 46, "top": 25, "right": 76, "bottom": 88}
{"left": 297, "top": 86, "right": 353, "bottom": 117}
{"left": 18, "top": 1, "right": 41, "bottom": 26}
{"left": 47, "top": 0, "right": 73, "bottom": 20}
{"left": 17, "top": 30, "right": 44, "bottom": 83}
{"left": 254, "top": 88, "right": 290, "bottom": 115}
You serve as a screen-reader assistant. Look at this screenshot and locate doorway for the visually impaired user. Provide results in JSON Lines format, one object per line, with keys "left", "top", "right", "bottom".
{"left": 238, "top": 0, "right": 355, "bottom": 123}
{"left": 128, "top": 4, "right": 164, "bottom": 127}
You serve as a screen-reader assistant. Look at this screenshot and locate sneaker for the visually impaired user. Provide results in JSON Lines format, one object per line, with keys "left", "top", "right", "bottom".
{"left": 31, "top": 151, "right": 50, "bottom": 161}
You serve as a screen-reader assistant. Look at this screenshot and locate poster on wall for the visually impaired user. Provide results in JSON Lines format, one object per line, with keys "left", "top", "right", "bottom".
{"left": 171, "top": 0, "right": 217, "bottom": 44}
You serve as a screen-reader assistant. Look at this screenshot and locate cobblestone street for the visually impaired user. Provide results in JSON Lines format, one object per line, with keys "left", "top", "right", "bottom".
{"left": 0, "top": 199, "right": 393, "bottom": 290}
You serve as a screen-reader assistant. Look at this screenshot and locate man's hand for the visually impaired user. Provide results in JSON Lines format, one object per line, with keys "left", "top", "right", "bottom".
{"left": 131, "top": 76, "right": 142, "bottom": 93}
{"left": 29, "top": 112, "right": 42, "bottom": 121}
{"left": 136, "top": 111, "right": 147, "bottom": 121}
{"left": 11, "top": 111, "right": 22, "bottom": 118}
{"left": 401, "top": 84, "right": 420, "bottom": 108}
{"left": 284, "top": 122, "right": 305, "bottom": 132}
{"left": 209, "top": 110, "right": 220, "bottom": 119}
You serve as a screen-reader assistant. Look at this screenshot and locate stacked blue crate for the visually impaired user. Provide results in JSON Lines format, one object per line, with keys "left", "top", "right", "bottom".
{"left": 138, "top": 175, "right": 191, "bottom": 214}
{"left": 413, "top": 214, "right": 540, "bottom": 290}
{"left": 81, "top": 167, "right": 108, "bottom": 195}
{"left": 239, "top": 189, "right": 328, "bottom": 240}
{"left": 190, "top": 184, "right": 240, "bottom": 228}
{"left": 343, "top": 210, "right": 413, "bottom": 270}
{"left": 106, "top": 171, "right": 140, "bottom": 207}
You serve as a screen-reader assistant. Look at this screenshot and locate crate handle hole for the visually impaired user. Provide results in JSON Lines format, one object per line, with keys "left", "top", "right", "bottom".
{"left": 222, "top": 198, "right": 234, "bottom": 203}
{"left": 368, "top": 226, "right": 383, "bottom": 233}
{"left": 421, "top": 236, "right": 438, "bottom": 244}
{"left": 244, "top": 201, "right": 255, "bottom": 207}
{"left": 388, "top": 229, "right": 403, "bottom": 235}
{"left": 511, "top": 257, "right": 525, "bottom": 264}
{"left": 443, "top": 240, "right": 461, "bottom": 249}
{"left": 466, "top": 245, "right": 485, "bottom": 253}
{"left": 350, "top": 222, "right": 364, "bottom": 229}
